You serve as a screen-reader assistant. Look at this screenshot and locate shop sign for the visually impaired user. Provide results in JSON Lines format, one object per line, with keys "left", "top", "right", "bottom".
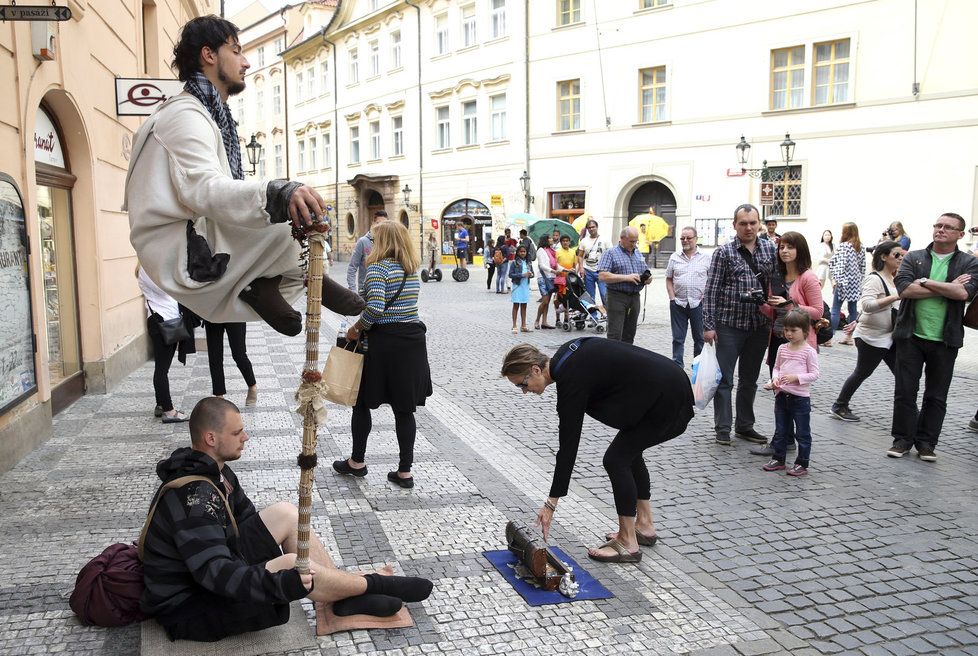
{"left": 0, "top": 5, "right": 71, "bottom": 21}
{"left": 760, "top": 183, "right": 774, "bottom": 205}
{"left": 34, "top": 108, "right": 64, "bottom": 168}
{"left": 0, "top": 175, "right": 38, "bottom": 414}
{"left": 490, "top": 194, "right": 503, "bottom": 206}
{"left": 115, "top": 78, "right": 185, "bottom": 116}
{"left": 430, "top": 219, "right": 438, "bottom": 229}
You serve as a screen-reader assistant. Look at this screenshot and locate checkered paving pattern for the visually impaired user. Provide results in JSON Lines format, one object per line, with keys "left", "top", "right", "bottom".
{"left": 1, "top": 262, "right": 978, "bottom": 655}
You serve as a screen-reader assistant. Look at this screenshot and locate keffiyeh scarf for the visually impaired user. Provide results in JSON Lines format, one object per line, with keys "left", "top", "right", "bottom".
{"left": 184, "top": 72, "right": 244, "bottom": 181}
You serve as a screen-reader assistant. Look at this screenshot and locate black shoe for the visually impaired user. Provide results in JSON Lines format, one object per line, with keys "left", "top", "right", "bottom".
{"left": 387, "top": 471, "right": 414, "bottom": 489}
{"left": 154, "top": 405, "right": 163, "bottom": 418}
{"left": 715, "top": 433, "right": 732, "bottom": 446}
{"left": 917, "top": 447, "right": 937, "bottom": 462}
{"left": 321, "top": 275, "right": 366, "bottom": 316}
{"left": 332, "top": 459, "right": 368, "bottom": 477}
{"left": 969, "top": 419, "right": 978, "bottom": 433}
{"left": 831, "top": 405, "right": 860, "bottom": 422}
{"left": 886, "top": 444, "right": 910, "bottom": 458}
{"left": 735, "top": 428, "right": 767, "bottom": 444}
{"left": 239, "top": 276, "right": 302, "bottom": 336}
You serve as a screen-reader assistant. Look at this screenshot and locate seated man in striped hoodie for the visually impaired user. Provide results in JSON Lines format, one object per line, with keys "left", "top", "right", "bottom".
{"left": 141, "top": 397, "right": 432, "bottom": 642}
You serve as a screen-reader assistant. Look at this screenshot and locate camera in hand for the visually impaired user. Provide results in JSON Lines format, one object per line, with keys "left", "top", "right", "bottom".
{"left": 639, "top": 269, "right": 652, "bottom": 283}
{"left": 883, "top": 228, "right": 897, "bottom": 239}
{"left": 738, "top": 289, "right": 767, "bottom": 305}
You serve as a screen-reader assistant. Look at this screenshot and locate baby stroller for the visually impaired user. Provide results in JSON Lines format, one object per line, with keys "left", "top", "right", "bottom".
{"left": 558, "top": 271, "right": 606, "bottom": 333}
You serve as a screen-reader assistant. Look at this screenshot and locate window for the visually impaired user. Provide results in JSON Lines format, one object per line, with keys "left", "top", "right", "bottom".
{"left": 296, "top": 71, "right": 304, "bottom": 101}
{"left": 257, "top": 46, "right": 265, "bottom": 67}
{"left": 369, "top": 40, "right": 380, "bottom": 77}
{"left": 548, "top": 190, "right": 586, "bottom": 220}
{"left": 392, "top": 116, "right": 403, "bottom": 155}
{"left": 771, "top": 46, "right": 805, "bottom": 110}
{"left": 306, "top": 65, "right": 315, "bottom": 97}
{"left": 272, "top": 85, "right": 281, "bottom": 115}
{"left": 765, "top": 165, "right": 803, "bottom": 217}
{"left": 639, "top": 66, "right": 667, "bottom": 122}
{"left": 435, "top": 14, "right": 449, "bottom": 55}
{"left": 258, "top": 154, "right": 266, "bottom": 178}
{"left": 321, "top": 61, "right": 329, "bottom": 92}
{"left": 349, "top": 49, "right": 359, "bottom": 83}
{"left": 641, "top": 0, "right": 669, "bottom": 7}
{"left": 274, "top": 144, "right": 283, "bottom": 177}
{"left": 236, "top": 98, "right": 244, "bottom": 125}
{"left": 275, "top": 37, "right": 284, "bottom": 55}
{"left": 813, "top": 39, "right": 850, "bottom": 105}
{"left": 256, "top": 90, "right": 264, "bottom": 117}
{"left": 461, "top": 4, "right": 477, "bottom": 48}
{"left": 391, "top": 30, "right": 402, "bottom": 69}
{"left": 557, "top": 79, "right": 581, "bottom": 131}
{"left": 369, "top": 0, "right": 379, "bottom": 9}
{"left": 490, "top": 93, "right": 506, "bottom": 140}
{"left": 350, "top": 126, "right": 360, "bottom": 163}
{"left": 436, "top": 106, "right": 450, "bottom": 149}
{"left": 322, "top": 132, "right": 331, "bottom": 167}
{"left": 558, "top": 0, "right": 581, "bottom": 26}
{"left": 491, "top": 0, "right": 506, "bottom": 38}
{"left": 369, "top": 120, "right": 380, "bottom": 159}
{"left": 462, "top": 100, "right": 477, "bottom": 145}
{"left": 298, "top": 139, "right": 306, "bottom": 171}
{"left": 309, "top": 136, "right": 317, "bottom": 169}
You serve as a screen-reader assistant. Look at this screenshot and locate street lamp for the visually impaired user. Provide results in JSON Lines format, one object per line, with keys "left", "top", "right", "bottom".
{"left": 401, "top": 184, "right": 419, "bottom": 212}
{"left": 780, "top": 132, "right": 796, "bottom": 166}
{"left": 519, "top": 170, "right": 533, "bottom": 212}
{"left": 245, "top": 134, "right": 263, "bottom": 176}
{"left": 735, "top": 133, "right": 797, "bottom": 178}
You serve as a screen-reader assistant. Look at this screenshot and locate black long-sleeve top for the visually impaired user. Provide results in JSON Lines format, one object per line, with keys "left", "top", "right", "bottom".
{"left": 548, "top": 338, "right": 695, "bottom": 499}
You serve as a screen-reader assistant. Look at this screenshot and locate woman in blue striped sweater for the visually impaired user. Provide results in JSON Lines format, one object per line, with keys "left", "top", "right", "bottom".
{"left": 333, "top": 222, "right": 432, "bottom": 488}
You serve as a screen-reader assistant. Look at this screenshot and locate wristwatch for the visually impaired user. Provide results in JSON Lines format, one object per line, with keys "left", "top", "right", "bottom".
{"left": 919, "top": 278, "right": 929, "bottom": 288}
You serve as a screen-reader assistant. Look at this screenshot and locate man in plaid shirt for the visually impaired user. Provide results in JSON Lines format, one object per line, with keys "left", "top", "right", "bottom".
{"left": 703, "top": 204, "right": 778, "bottom": 446}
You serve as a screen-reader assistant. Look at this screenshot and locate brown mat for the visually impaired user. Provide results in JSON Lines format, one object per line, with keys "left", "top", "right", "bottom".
{"left": 140, "top": 601, "right": 315, "bottom": 655}
{"left": 315, "top": 565, "right": 415, "bottom": 636}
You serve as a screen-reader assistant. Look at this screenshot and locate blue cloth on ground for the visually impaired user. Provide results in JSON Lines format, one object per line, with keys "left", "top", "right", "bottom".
{"left": 482, "top": 547, "right": 614, "bottom": 606}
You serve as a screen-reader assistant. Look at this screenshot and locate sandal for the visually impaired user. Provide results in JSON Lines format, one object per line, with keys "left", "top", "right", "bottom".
{"left": 521, "top": 326, "right": 533, "bottom": 332}
{"left": 512, "top": 327, "right": 519, "bottom": 334}
{"left": 587, "top": 538, "right": 642, "bottom": 563}
{"left": 605, "top": 531, "right": 657, "bottom": 547}
{"left": 540, "top": 324, "right": 556, "bottom": 330}
{"left": 332, "top": 459, "right": 368, "bottom": 477}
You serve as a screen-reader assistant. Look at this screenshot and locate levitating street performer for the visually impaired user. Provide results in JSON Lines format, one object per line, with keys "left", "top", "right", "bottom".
{"left": 141, "top": 397, "right": 433, "bottom": 642}
{"left": 500, "top": 339, "right": 694, "bottom": 564}
{"left": 125, "top": 16, "right": 363, "bottom": 335}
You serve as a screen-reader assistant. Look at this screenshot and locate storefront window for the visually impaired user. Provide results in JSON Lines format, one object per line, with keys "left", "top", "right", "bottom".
{"left": 0, "top": 175, "right": 38, "bottom": 413}
{"left": 440, "top": 198, "right": 492, "bottom": 261}
{"left": 547, "top": 190, "right": 586, "bottom": 222}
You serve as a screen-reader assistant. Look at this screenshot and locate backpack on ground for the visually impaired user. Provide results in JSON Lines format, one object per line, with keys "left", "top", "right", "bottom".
{"left": 69, "top": 475, "right": 236, "bottom": 627}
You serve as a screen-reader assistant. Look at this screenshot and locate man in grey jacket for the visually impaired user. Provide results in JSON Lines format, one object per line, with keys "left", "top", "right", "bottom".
{"left": 888, "top": 212, "right": 978, "bottom": 461}
{"left": 347, "top": 210, "right": 389, "bottom": 292}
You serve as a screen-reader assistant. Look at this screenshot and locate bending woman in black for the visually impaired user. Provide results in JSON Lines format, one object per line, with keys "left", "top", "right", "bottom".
{"left": 501, "top": 338, "right": 694, "bottom": 563}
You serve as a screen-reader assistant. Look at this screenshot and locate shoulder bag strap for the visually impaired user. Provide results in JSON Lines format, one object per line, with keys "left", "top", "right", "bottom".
{"left": 871, "top": 271, "right": 891, "bottom": 296}
{"left": 383, "top": 270, "right": 408, "bottom": 312}
{"left": 137, "top": 475, "right": 238, "bottom": 561}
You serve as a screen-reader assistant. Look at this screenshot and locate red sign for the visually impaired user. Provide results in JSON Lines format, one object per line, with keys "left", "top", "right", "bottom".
{"left": 431, "top": 219, "right": 439, "bottom": 229}
{"left": 760, "top": 183, "right": 774, "bottom": 205}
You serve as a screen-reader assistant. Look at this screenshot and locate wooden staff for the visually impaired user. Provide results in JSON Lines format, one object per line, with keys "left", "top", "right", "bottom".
{"left": 295, "top": 217, "right": 329, "bottom": 574}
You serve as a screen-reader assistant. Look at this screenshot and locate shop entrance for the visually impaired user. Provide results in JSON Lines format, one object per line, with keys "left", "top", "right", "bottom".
{"left": 440, "top": 199, "right": 492, "bottom": 264}
{"left": 35, "top": 107, "right": 83, "bottom": 414}
{"left": 627, "top": 181, "right": 678, "bottom": 268}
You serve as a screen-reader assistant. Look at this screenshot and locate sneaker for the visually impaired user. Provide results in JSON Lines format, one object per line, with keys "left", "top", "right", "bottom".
{"left": 968, "top": 419, "right": 978, "bottom": 433}
{"left": 735, "top": 428, "right": 767, "bottom": 444}
{"left": 715, "top": 433, "right": 732, "bottom": 446}
{"left": 786, "top": 464, "right": 808, "bottom": 477}
{"left": 750, "top": 444, "right": 774, "bottom": 456}
{"left": 831, "top": 405, "right": 860, "bottom": 422}
{"left": 886, "top": 444, "right": 910, "bottom": 458}
{"left": 917, "top": 447, "right": 937, "bottom": 462}
{"left": 762, "top": 460, "right": 786, "bottom": 472}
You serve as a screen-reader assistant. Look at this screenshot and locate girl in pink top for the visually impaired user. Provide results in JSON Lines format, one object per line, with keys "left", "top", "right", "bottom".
{"left": 762, "top": 310, "right": 820, "bottom": 476}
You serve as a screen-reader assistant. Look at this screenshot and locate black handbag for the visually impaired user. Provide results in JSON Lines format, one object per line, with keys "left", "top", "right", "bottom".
{"left": 148, "top": 302, "right": 190, "bottom": 346}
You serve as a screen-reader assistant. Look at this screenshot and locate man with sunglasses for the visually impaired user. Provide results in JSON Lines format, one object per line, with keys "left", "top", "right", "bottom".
{"left": 888, "top": 213, "right": 978, "bottom": 461}
{"left": 665, "top": 226, "right": 710, "bottom": 367}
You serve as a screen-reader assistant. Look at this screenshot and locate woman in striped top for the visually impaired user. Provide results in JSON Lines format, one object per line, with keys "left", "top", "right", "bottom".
{"left": 332, "top": 222, "right": 432, "bottom": 489}
{"left": 829, "top": 222, "right": 865, "bottom": 345}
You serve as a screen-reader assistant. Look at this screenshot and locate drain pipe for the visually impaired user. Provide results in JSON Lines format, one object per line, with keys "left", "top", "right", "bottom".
{"left": 524, "top": 0, "right": 531, "bottom": 214}
{"left": 405, "top": 0, "right": 424, "bottom": 255}
{"left": 322, "top": 28, "right": 340, "bottom": 252}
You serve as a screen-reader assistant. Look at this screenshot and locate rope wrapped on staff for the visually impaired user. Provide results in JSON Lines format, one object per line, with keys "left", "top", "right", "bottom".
{"left": 293, "top": 218, "right": 330, "bottom": 574}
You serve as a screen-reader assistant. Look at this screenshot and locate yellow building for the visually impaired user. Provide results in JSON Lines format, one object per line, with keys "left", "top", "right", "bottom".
{"left": 0, "top": 0, "right": 214, "bottom": 472}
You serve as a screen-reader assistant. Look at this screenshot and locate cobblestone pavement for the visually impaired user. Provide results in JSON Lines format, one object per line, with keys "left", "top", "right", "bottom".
{"left": 2, "top": 263, "right": 978, "bottom": 656}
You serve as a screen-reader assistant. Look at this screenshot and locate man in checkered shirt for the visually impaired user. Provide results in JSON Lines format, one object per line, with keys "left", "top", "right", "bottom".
{"left": 703, "top": 204, "right": 778, "bottom": 447}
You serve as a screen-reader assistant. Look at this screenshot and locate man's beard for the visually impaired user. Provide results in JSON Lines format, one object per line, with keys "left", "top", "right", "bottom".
{"left": 219, "top": 67, "right": 246, "bottom": 96}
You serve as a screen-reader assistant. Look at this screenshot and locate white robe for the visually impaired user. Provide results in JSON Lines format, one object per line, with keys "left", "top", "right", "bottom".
{"left": 124, "top": 93, "right": 303, "bottom": 323}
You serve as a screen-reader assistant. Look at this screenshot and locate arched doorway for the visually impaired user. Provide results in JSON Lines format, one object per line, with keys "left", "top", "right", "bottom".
{"left": 627, "top": 181, "right": 677, "bottom": 267}
{"left": 398, "top": 209, "right": 409, "bottom": 228}
{"left": 366, "top": 190, "right": 385, "bottom": 226}
{"left": 440, "top": 198, "right": 491, "bottom": 264}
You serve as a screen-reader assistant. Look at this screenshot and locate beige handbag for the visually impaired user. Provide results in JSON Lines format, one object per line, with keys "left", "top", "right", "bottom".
{"left": 322, "top": 341, "right": 364, "bottom": 407}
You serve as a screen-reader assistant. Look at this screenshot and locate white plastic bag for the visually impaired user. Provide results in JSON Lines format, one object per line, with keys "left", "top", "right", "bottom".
{"left": 690, "top": 343, "right": 721, "bottom": 410}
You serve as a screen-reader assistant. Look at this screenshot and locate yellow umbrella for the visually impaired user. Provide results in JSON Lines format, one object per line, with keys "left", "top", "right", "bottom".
{"left": 629, "top": 213, "right": 671, "bottom": 243}
{"left": 572, "top": 213, "right": 591, "bottom": 235}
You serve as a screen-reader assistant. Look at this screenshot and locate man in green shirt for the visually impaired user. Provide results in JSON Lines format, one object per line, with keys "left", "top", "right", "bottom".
{"left": 889, "top": 213, "right": 978, "bottom": 461}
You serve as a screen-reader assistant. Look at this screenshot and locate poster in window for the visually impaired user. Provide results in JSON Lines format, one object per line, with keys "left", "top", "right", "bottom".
{"left": 0, "top": 175, "right": 37, "bottom": 413}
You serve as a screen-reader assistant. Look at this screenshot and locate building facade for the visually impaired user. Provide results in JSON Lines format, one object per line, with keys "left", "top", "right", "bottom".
{"left": 285, "top": 0, "right": 977, "bottom": 263}
{"left": 0, "top": 0, "right": 214, "bottom": 472}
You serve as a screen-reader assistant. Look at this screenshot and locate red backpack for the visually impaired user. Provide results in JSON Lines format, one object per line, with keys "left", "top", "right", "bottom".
{"left": 69, "top": 476, "right": 236, "bottom": 627}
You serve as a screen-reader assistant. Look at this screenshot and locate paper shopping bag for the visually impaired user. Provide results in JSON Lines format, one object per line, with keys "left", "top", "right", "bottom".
{"left": 322, "top": 343, "right": 364, "bottom": 407}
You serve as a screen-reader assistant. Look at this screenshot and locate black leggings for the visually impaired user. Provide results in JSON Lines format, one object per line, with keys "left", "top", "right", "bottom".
{"left": 351, "top": 402, "right": 416, "bottom": 472}
{"left": 766, "top": 333, "right": 788, "bottom": 377}
{"left": 486, "top": 263, "right": 496, "bottom": 289}
{"left": 835, "top": 337, "right": 896, "bottom": 407}
{"left": 147, "top": 315, "right": 177, "bottom": 412}
{"left": 602, "top": 410, "right": 690, "bottom": 517}
{"left": 205, "top": 322, "right": 257, "bottom": 396}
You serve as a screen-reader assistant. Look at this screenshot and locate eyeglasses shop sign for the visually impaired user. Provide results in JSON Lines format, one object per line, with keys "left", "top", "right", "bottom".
{"left": 115, "top": 78, "right": 185, "bottom": 116}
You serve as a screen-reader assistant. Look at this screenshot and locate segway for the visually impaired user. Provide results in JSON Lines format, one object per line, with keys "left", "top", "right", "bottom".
{"left": 420, "top": 248, "right": 443, "bottom": 282}
{"left": 451, "top": 250, "right": 470, "bottom": 282}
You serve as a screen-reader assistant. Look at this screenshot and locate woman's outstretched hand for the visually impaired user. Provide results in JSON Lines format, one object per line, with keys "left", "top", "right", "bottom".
{"left": 535, "top": 504, "right": 554, "bottom": 541}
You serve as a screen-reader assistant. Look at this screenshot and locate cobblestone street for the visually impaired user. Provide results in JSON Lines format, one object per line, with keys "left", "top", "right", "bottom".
{"left": 2, "top": 263, "right": 978, "bottom": 656}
